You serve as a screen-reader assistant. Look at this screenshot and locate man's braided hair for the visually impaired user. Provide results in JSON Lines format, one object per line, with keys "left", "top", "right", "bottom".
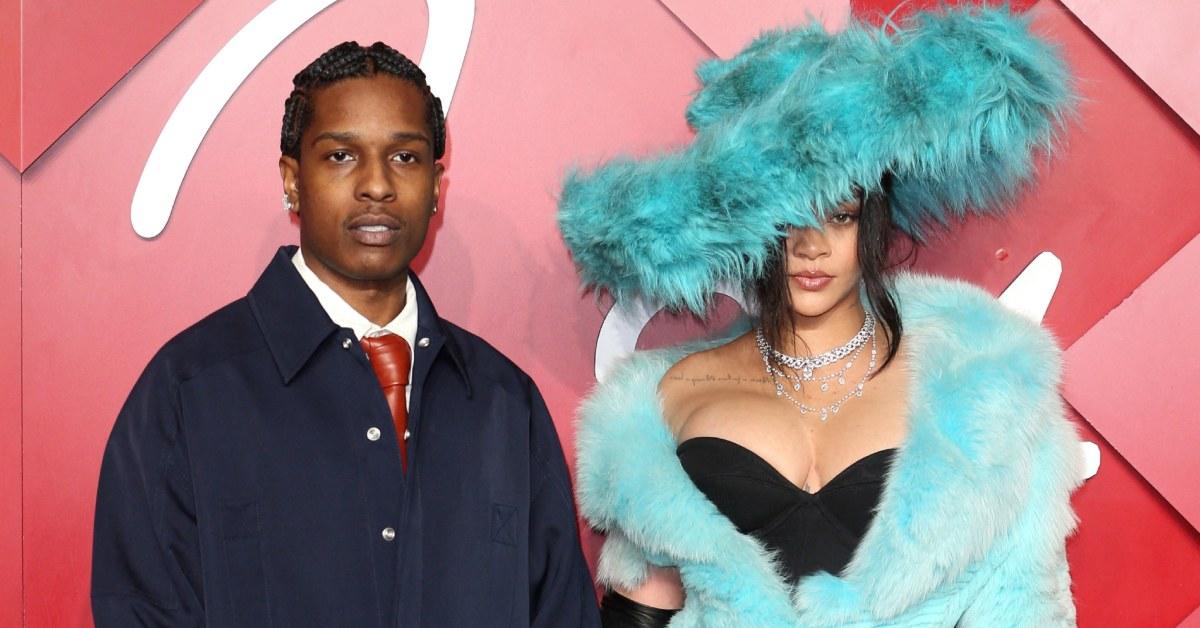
{"left": 280, "top": 41, "right": 446, "bottom": 160}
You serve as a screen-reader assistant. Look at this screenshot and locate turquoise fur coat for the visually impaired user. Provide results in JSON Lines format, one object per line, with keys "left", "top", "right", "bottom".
{"left": 575, "top": 274, "right": 1083, "bottom": 627}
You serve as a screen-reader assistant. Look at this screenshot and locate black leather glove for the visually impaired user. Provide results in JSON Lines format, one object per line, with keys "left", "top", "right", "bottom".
{"left": 600, "top": 590, "right": 679, "bottom": 628}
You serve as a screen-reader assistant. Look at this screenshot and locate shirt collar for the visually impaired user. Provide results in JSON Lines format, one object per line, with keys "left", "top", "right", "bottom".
{"left": 248, "top": 246, "right": 469, "bottom": 390}
{"left": 292, "top": 248, "right": 417, "bottom": 348}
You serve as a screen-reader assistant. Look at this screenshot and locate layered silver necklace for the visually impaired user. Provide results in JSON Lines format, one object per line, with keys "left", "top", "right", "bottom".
{"left": 754, "top": 312, "right": 878, "bottom": 421}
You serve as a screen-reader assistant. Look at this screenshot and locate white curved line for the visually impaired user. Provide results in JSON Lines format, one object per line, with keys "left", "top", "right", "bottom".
{"left": 990, "top": 252, "right": 1099, "bottom": 482}
{"left": 131, "top": 0, "right": 476, "bottom": 239}
{"left": 131, "top": 0, "right": 341, "bottom": 239}
{"left": 1080, "top": 441, "right": 1100, "bottom": 480}
{"left": 594, "top": 297, "right": 662, "bottom": 383}
{"left": 594, "top": 283, "right": 748, "bottom": 382}
{"left": 998, "top": 251, "right": 1063, "bottom": 324}
{"left": 422, "top": 0, "right": 475, "bottom": 114}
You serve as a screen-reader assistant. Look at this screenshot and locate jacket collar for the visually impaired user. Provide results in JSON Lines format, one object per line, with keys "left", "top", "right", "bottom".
{"left": 411, "top": 268, "right": 472, "bottom": 397}
{"left": 248, "top": 246, "right": 470, "bottom": 390}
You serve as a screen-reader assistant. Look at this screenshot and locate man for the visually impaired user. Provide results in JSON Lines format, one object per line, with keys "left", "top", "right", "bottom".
{"left": 92, "top": 42, "right": 600, "bottom": 627}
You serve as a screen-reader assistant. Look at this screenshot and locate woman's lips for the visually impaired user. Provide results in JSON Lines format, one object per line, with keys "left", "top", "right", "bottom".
{"left": 791, "top": 274, "right": 832, "bottom": 291}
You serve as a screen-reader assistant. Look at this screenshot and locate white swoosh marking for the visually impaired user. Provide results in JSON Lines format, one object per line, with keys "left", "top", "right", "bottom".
{"left": 421, "top": 0, "right": 474, "bottom": 113}
{"left": 995, "top": 252, "right": 1099, "bottom": 481}
{"left": 131, "top": 0, "right": 475, "bottom": 239}
{"left": 998, "top": 251, "right": 1062, "bottom": 323}
{"left": 594, "top": 282, "right": 747, "bottom": 382}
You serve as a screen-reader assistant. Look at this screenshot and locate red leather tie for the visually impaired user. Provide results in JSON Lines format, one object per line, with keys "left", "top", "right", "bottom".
{"left": 360, "top": 334, "right": 412, "bottom": 470}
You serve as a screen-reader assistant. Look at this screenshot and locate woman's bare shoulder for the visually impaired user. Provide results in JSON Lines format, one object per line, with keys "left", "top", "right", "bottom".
{"left": 657, "top": 332, "right": 762, "bottom": 431}
{"left": 658, "top": 333, "right": 756, "bottom": 388}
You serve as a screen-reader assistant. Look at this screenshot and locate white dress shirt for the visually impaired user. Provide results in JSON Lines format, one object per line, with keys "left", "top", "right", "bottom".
{"left": 292, "top": 248, "right": 417, "bottom": 406}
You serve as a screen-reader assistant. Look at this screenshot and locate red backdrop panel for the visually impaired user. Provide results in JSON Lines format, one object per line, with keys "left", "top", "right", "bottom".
{"left": 899, "top": 3, "right": 1200, "bottom": 344}
{"left": 909, "top": 2, "right": 1200, "bottom": 624}
{"left": 1063, "top": 235, "right": 1200, "bottom": 530}
{"left": 1185, "top": 605, "right": 1200, "bottom": 628}
{"left": 0, "top": 0, "right": 18, "bottom": 169}
{"left": 1063, "top": 0, "right": 1200, "bottom": 137}
{"left": 850, "top": 0, "right": 1037, "bottom": 21}
{"left": 660, "top": 0, "right": 850, "bottom": 58}
{"left": 1065, "top": 415, "right": 1200, "bottom": 627}
{"left": 10, "top": 0, "right": 202, "bottom": 170}
{"left": 1, "top": 163, "right": 21, "bottom": 628}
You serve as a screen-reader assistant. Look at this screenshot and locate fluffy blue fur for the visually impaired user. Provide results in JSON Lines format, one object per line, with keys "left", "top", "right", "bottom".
{"left": 558, "top": 6, "right": 1073, "bottom": 313}
{"left": 575, "top": 274, "right": 1083, "bottom": 627}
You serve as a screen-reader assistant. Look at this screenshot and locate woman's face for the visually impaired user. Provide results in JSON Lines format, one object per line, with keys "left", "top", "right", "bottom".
{"left": 784, "top": 198, "right": 862, "bottom": 320}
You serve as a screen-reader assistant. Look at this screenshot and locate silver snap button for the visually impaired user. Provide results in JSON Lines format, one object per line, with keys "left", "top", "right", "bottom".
{"left": 403, "top": 429, "right": 411, "bottom": 441}
{"left": 341, "top": 338, "right": 353, "bottom": 349}
{"left": 417, "top": 337, "right": 431, "bottom": 348}
{"left": 366, "top": 427, "right": 381, "bottom": 441}
{"left": 381, "top": 527, "right": 396, "bottom": 542}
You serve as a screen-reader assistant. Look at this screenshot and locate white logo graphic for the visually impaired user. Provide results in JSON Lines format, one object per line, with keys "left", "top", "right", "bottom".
{"left": 593, "top": 281, "right": 748, "bottom": 383}
{"left": 997, "top": 251, "right": 1062, "bottom": 323}
{"left": 593, "top": 252, "right": 1100, "bottom": 480}
{"left": 131, "top": 0, "right": 475, "bottom": 239}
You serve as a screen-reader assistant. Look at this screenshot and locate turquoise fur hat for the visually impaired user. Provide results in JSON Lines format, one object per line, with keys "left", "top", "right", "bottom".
{"left": 558, "top": 5, "right": 1072, "bottom": 313}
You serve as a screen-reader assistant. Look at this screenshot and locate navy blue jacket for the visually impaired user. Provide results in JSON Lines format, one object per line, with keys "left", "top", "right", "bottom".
{"left": 92, "top": 246, "right": 600, "bottom": 627}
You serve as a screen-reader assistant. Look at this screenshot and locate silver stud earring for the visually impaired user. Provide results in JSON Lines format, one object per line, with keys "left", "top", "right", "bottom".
{"left": 282, "top": 194, "right": 295, "bottom": 213}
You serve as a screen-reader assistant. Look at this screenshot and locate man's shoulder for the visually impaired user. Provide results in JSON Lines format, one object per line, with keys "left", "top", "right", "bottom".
{"left": 439, "top": 319, "right": 532, "bottom": 393}
{"left": 148, "top": 297, "right": 266, "bottom": 383}
{"left": 115, "top": 296, "right": 265, "bottom": 422}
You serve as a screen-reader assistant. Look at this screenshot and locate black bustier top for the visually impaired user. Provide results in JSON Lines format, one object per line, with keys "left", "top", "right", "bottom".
{"left": 676, "top": 437, "right": 895, "bottom": 586}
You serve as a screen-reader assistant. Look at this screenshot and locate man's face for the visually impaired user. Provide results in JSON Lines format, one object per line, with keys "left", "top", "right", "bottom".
{"left": 280, "top": 74, "right": 443, "bottom": 292}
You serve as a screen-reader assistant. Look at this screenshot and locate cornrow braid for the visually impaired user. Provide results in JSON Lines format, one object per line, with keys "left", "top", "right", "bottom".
{"left": 280, "top": 41, "right": 446, "bottom": 160}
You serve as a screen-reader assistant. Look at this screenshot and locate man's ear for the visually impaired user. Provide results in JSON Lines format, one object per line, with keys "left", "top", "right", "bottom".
{"left": 432, "top": 162, "right": 445, "bottom": 209}
{"left": 279, "top": 155, "right": 301, "bottom": 209}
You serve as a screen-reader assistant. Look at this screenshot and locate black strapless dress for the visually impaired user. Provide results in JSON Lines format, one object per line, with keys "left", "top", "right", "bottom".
{"left": 676, "top": 437, "right": 895, "bottom": 586}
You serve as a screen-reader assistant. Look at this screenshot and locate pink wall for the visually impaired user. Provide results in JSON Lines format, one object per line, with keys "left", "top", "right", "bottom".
{"left": 660, "top": 0, "right": 849, "bottom": 58}
{"left": 1064, "top": 235, "right": 1200, "bottom": 532}
{"left": 0, "top": 0, "right": 19, "bottom": 168}
{"left": 852, "top": 0, "right": 1036, "bottom": 21}
{"left": 2, "top": 0, "right": 1198, "bottom": 626}
{"left": 0, "top": 161, "right": 21, "bottom": 628}
{"left": 910, "top": 4, "right": 1200, "bottom": 624}
{"left": 1063, "top": 0, "right": 1200, "bottom": 137}
{"left": 9, "top": 0, "right": 201, "bottom": 170}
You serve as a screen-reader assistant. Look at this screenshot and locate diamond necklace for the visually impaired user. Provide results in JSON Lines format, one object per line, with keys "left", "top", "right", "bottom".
{"left": 755, "top": 315, "right": 878, "bottom": 421}
{"left": 765, "top": 312, "right": 875, "bottom": 378}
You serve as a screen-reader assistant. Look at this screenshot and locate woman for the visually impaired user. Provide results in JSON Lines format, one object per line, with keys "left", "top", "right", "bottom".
{"left": 559, "top": 5, "right": 1083, "bottom": 627}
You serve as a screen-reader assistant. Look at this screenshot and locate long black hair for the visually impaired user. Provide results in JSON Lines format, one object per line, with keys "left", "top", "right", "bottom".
{"left": 750, "top": 173, "right": 908, "bottom": 372}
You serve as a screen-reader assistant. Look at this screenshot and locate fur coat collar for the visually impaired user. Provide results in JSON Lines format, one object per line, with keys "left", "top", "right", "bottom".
{"left": 575, "top": 273, "right": 1083, "bottom": 627}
